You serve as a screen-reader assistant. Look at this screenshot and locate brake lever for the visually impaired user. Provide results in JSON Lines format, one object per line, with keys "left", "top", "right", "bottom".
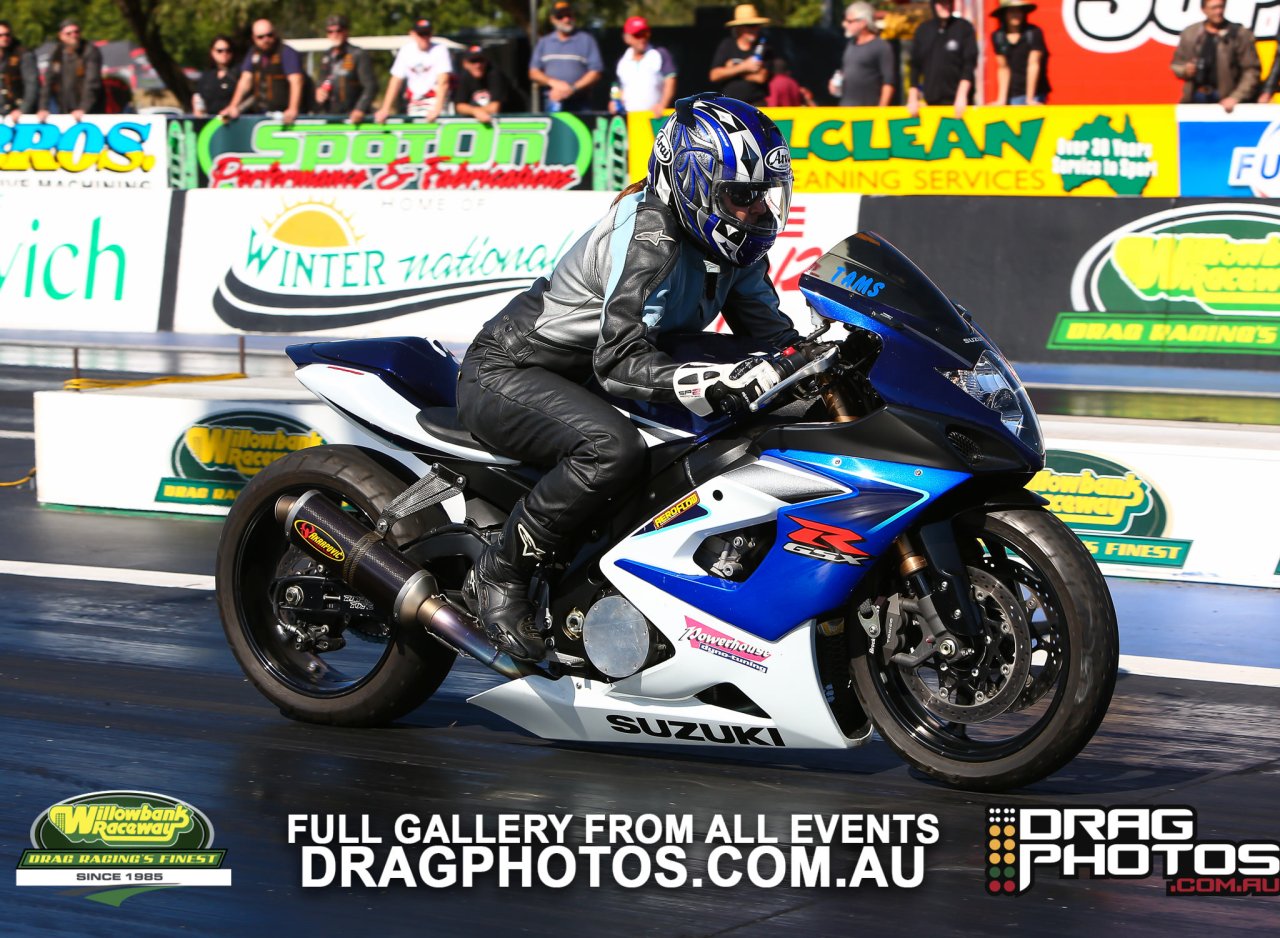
{"left": 749, "top": 346, "right": 840, "bottom": 413}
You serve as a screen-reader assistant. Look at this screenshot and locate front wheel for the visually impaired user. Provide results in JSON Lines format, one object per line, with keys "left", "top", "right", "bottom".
{"left": 216, "top": 445, "right": 456, "bottom": 726}
{"left": 850, "top": 507, "right": 1118, "bottom": 791}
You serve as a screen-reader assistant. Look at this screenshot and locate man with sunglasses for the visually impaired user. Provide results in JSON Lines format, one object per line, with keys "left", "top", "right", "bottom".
{"left": 529, "top": 1, "right": 603, "bottom": 112}
{"left": 0, "top": 21, "right": 37, "bottom": 123}
{"left": 221, "top": 19, "right": 304, "bottom": 125}
{"left": 314, "top": 15, "right": 376, "bottom": 124}
{"left": 193, "top": 36, "right": 239, "bottom": 116}
{"left": 36, "top": 18, "right": 103, "bottom": 121}
{"left": 455, "top": 95, "right": 809, "bottom": 663}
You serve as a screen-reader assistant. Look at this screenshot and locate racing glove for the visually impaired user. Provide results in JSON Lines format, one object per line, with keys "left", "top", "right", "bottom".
{"left": 673, "top": 344, "right": 837, "bottom": 417}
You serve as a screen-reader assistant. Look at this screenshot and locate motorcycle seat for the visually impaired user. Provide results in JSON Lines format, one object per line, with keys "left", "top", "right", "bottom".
{"left": 417, "top": 407, "right": 491, "bottom": 452}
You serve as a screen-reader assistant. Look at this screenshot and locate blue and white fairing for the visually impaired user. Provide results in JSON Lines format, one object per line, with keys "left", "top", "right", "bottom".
{"left": 799, "top": 231, "right": 1045, "bottom": 463}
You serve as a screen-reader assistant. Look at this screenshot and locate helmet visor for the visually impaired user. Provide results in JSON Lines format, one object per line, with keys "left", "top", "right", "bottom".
{"left": 713, "top": 179, "right": 791, "bottom": 236}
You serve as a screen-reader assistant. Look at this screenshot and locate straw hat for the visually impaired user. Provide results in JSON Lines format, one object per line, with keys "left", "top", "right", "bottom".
{"left": 725, "top": 4, "right": 771, "bottom": 27}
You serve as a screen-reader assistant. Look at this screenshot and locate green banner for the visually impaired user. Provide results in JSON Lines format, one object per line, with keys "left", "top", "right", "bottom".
{"left": 1048, "top": 312, "right": 1280, "bottom": 355}
{"left": 1072, "top": 533, "right": 1193, "bottom": 568}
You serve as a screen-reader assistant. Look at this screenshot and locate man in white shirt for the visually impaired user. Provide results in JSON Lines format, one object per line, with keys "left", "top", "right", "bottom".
{"left": 611, "top": 16, "right": 677, "bottom": 115}
{"left": 374, "top": 16, "right": 452, "bottom": 123}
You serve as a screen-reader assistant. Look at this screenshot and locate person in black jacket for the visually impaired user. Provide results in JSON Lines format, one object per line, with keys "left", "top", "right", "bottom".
{"left": 991, "top": 0, "right": 1050, "bottom": 105}
{"left": 907, "top": 0, "right": 977, "bottom": 118}
{"left": 314, "top": 15, "right": 376, "bottom": 123}
{"left": 36, "top": 18, "right": 104, "bottom": 120}
{"left": 0, "top": 22, "right": 37, "bottom": 121}
{"left": 193, "top": 36, "right": 240, "bottom": 116}
{"left": 456, "top": 95, "right": 808, "bottom": 662}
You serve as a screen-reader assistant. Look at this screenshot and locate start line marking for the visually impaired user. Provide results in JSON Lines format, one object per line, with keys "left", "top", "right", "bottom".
{"left": 0, "top": 561, "right": 1276, "bottom": 689}
{"left": 0, "top": 560, "right": 214, "bottom": 591}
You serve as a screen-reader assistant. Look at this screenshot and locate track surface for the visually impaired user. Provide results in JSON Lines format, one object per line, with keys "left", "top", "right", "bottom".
{"left": 1, "top": 393, "right": 1278, "bottom": 936}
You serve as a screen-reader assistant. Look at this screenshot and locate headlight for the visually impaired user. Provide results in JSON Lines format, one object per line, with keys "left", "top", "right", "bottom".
{"left": 940, "top": 351, "right": 1043, "bottom": 454}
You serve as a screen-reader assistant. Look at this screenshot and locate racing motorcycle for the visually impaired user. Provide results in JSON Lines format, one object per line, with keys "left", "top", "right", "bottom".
{"left": 216, "top": 231, "right": 1118, "bottom": 791}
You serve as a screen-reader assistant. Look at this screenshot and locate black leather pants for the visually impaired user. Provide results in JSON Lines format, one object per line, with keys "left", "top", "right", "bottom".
{"left": 457, "top": 335, "right": 646, "bottom": 541}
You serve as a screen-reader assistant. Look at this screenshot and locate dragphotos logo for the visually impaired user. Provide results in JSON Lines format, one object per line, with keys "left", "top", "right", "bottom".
{"left": 985, "top": 806, "right": 1280, "bottom": 897}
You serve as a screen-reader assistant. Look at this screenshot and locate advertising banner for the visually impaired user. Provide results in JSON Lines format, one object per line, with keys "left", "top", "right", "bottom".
{"left": 0, "top": 115, "right": 169, "bottom": 190}
{"left": 0, "top": 189, "right": 170, "bottom": 332}
{"left": 1035, "top": 418, "right": 1280, "bottom": 588}
{"left": 858, "top": 195, "right": 1280, "bottom": 366}
{"left": 990, "top": 0, "right": 1280, "bottom": 105}
{"left": 190, "top": 114, "right": 628, "bottom": 191}
{"left": 171, "top": 188, "right": 862, "bottom": 342}
{"left": 628, "top": 106, "right": 1179, "bottom": 197}
{"left": 1178, "top": 103, "right": 1280, "bottom": 197}
{"left": 33, "top": 385, "right": 431, "bottom": 516}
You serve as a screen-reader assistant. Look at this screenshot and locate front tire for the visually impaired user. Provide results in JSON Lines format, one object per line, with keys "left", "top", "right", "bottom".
{"left": 850, "top": 507, "right": 1118, "bottom": 791}
{"left": 216, "top": 445, "right": 455, "bottom": 726}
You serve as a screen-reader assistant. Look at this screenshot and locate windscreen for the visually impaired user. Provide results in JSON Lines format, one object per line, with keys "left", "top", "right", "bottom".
{"left": 801, "top": 232, "right": 973, "bottom": 347}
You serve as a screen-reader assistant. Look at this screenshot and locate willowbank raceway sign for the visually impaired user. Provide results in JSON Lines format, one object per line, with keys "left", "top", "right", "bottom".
{"left": 0, "top": 115, "right": 168, "bottom": 189}
{"left": 185, "top": 114, "right": 628, "bottom": 191}
{"left": 1054, "top": 203, "right": 1280, "bottom": 358}
{"left": 628, "top": 106, "right": 1178, "bottom": 197}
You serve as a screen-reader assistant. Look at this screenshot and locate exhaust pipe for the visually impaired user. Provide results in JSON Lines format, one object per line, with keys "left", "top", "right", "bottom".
{"left": 275, "top": 490, "right": 538, "bottom": 680}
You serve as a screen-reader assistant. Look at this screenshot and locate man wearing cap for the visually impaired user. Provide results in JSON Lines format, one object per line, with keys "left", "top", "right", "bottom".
{"left": 991, "top": 0, "right": 1050, "bottom": 105}
{"left": 315, "top": 15, "right": 376, "bottom": 123}
{"left": 830, "top": 2, "right": 894, "bottom": 107}
{"left": 36, "top": 18, "right": 103, "bottom": 121}
{"left": 454, "top": 46, "right": 511, "bottom": 124}
{"left": 530, "top": 2, "right": 603, "bottom": 112}
{"left": 375, "top": 17, "right": 452, "bottom": 123}
{"left": 612, "top": 17, "right": 676, "bottom": 115}
{"left": 907, "top": 0, "right": 977, "bottom": 119}
{"left": 221, "top": 19, "right": 304, "bottom": 124}
{"left": 709, "top": 4, "right": 771, "bottom": 106}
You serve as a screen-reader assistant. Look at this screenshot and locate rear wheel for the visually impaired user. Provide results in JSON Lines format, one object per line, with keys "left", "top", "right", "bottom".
{"left": 216, "top": 445, "right": 455, "bottom": 726}
{"left": 850, "top": 507, "right": 1117, "bottom": 790}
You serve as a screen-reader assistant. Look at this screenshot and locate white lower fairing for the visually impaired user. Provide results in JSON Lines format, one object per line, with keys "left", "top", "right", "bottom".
{"left": 469, "top": 620, "right": 868, "bottom": 751}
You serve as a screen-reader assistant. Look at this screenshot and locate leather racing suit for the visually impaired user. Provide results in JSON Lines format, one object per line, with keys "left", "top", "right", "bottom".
{"left": 457, "top": 187, "right": 800, "bottom": 545}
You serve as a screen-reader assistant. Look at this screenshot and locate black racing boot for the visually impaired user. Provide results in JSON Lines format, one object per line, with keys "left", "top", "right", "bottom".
{"left": 465, "top": 501, "right": 556, "bottom": 662}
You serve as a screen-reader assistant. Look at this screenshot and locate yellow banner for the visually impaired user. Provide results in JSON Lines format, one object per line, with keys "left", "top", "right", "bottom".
{"left": 628, "top": 105, "right": 1179, "bottom": 198}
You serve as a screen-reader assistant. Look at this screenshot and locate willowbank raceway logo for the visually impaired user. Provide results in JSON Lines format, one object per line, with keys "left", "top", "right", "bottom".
{"left": 1052, "top": 204, "right": 1280, "bottom": 357}
{"left": 983, "top": 806, "right": 1280, "bottom": 897}
{"left": 1028, "top": 451, "right": 1192, "bottom": 569}
{"left": 156, "top": 410, "right": 324, "bottom": 506}
{"left": 211, "top": 198, "right": 575, "bottom": 332}
{"left": 16, "top": 790, "right": 231, "bottom": 903}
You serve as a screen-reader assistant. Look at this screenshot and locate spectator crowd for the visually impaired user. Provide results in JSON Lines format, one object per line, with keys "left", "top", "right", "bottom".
{"left": 2, "top": 0, "right": 1279, "bottom": 125}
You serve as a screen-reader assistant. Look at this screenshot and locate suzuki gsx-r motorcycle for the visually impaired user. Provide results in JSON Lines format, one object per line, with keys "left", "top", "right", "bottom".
{"left": 216, "top": 231, "right": 1118, "bottom": 791}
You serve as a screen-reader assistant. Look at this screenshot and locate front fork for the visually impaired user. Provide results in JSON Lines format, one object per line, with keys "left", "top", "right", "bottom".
{"left": 873, "top": 524, "right": 985, "bottom": 668}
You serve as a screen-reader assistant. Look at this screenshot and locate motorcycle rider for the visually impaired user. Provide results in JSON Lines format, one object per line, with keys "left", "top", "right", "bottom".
{"left": 457, "top": 93, "right": 806, "bottom": 662}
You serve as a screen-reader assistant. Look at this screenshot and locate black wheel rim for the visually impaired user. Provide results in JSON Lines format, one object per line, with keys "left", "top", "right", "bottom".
{"left": 234, "top": 484, "right": 393, "bottom": 698}
{"left": 868, "top": 527, "right": 1071, "bottom": 763}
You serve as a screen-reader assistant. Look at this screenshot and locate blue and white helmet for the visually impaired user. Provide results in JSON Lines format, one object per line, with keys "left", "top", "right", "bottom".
{"left": 647, "top": 93, "right": 793, "bottom": 268}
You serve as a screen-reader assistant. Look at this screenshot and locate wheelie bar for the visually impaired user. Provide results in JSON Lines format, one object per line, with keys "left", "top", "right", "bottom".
{"left": 274, "top": 490, "right": 537, "bottom": 680}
